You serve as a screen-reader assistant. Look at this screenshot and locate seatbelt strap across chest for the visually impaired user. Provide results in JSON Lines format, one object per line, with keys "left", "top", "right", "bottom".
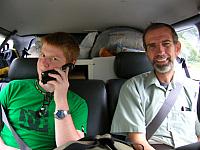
{"left": 1, "top": 105, "right": 31, "bottom": 150}
{"left": 146, "top": 82, "right": 183, "bottom": 140}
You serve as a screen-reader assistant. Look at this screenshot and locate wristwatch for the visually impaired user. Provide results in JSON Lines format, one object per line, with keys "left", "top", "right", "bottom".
{"left": 54, "top": 110, "right": 70, "bottom": 120}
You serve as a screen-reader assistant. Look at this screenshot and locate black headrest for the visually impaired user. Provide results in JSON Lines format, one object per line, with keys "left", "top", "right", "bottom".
{"left": 114, "top": 52, "right": 153, "bottom": 79}
{"left": 8, "top": 57, "right": 38, "bottom": 80}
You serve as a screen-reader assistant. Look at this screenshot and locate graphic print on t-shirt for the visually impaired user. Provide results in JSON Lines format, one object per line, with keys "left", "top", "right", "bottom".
{"left": 19, "top": 109, "right": 48, "bottom": 132}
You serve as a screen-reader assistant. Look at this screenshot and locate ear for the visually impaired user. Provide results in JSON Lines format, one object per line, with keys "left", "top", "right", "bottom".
{"left": 175, "top": 41, "right": 181, "bottom": 56}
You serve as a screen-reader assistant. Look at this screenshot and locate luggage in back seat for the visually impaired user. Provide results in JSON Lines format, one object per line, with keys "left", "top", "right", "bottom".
{"left": 90, "top": 27, "right": 144, "bottom": 58}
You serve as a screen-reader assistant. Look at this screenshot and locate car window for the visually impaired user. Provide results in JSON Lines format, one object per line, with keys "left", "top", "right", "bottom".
{"left": 0, "top": 34, "right": 14, "bottom": 50}
{"left": 176, "top": 25, "right": 200, "bottom": 81}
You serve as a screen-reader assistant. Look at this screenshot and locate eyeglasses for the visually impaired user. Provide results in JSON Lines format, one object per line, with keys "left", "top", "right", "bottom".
{"left": 37, "top": 92, "right": 53, "bottom": 118}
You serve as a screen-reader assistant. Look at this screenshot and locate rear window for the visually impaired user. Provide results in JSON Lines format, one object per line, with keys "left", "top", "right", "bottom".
{"left": 176, "top": 25, "right": 200, "bottom": 81}
{"left": 0, "top": 34, "right": 14, "bottom": 50}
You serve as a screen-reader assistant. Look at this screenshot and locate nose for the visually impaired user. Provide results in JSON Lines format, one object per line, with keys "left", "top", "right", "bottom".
{"left": 40, "top": 57, "right": 51, "bottom": 68}
{"left": 156, "top": 44, "right": 165, "bottom": 54}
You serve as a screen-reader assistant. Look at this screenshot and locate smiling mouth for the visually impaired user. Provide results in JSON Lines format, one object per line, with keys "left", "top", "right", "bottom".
{"left": 154, "top": 56, "right": 169, "bottom": 65}
{"left": 156, "top": 59, "right": 168, "bottom": 65}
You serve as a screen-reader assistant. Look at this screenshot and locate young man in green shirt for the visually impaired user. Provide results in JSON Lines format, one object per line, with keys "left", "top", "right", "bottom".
{"left": 0, "top": 32, "right": 88, "bottom": 150}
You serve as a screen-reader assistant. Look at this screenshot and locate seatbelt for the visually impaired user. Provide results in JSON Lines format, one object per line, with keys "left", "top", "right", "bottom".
{"left": 146, "top": 82, "right": 183, "bottom": 140}
{"left": 1, "top": 105, "right": 31, "bottom": 150}
{"left": 177, "top": 57, "right": 190, "bottom": 78}
{"left": 197, "top": 84, "right": 200, "bottom": 122}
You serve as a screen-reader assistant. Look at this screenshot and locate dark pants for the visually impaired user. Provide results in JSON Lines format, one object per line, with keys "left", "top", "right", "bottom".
{"left": 175, "top": 142, "right": 200, "bottom": 150}
{"left": 151, "top": 144, "right": 174, "bottom": 150}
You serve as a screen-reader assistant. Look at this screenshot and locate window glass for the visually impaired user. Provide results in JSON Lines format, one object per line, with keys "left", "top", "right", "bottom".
{"left": 0, "top": 34, "right": 14, "bottom": 50}
{"left": 176, "top": 25, "right": 200, "bottom": 81}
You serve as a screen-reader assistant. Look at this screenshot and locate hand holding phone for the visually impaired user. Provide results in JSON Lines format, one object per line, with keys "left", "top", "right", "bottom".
{"left": 41, "top": 63, "right": 74, "bottom": 84}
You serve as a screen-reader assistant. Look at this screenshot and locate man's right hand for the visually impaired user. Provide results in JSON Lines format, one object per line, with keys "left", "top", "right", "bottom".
{"left": 128, "top": 132, "right": 155, "bottom": 150}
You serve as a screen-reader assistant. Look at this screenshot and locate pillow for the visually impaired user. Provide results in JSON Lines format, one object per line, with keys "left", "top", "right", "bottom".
{"left": 78, "top": 46, "right": 91, "bottom": 59}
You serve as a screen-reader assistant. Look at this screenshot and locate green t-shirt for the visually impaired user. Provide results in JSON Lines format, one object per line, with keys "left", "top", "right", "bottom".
{"left": 0, "top": 79, "right": 88, "bottom": 150}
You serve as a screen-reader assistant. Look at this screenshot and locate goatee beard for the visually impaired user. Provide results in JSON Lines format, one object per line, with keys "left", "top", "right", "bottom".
{"left": 154, "top": 61, "right": 174, "bottom": 73}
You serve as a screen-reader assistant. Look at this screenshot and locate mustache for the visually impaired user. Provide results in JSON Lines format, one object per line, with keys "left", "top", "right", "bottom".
{"left": 154, "top": 55, "right": 168, "bottom": 60}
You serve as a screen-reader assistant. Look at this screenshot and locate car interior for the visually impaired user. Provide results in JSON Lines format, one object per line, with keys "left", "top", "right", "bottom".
{"left": 7, "top": 51, "right": 153, "bottom": 137}
{"left": 0, "top": 0, "right": 200, "bottom": 149}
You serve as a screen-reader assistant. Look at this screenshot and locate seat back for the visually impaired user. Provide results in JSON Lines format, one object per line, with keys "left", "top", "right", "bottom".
{"left": 69, "top": 80, "right": 109, "bottom": 136}
{"left": 8, "top": 57, "right": 110, "bottom": 137}
{"left": 8, "top": 57, "right": 38, "bottom": 80}
{"left": 107, "top": 52, "right": 153, "bottom": 122}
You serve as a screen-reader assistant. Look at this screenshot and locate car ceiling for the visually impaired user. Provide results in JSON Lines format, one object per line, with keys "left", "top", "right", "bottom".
{"left": 0, "top": 0, "right": 200, "bottom": 36}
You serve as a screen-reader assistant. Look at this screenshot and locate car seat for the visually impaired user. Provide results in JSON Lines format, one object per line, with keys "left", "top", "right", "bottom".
{"left": 106, "top": 52, "right": 153, "bottom": 125}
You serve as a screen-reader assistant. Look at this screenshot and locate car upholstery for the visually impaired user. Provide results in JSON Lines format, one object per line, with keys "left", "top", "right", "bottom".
{"left": 106, "top": 52, "right": 153, "bottom": 123}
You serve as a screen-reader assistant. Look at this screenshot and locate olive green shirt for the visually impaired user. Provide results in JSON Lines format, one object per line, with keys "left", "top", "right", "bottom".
{"left": 111, "top": 71, "right": 199, "bottom": 148}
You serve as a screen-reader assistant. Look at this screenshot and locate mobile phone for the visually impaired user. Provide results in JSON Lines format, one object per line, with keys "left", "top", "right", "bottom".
{"left": 41, "top": 63, "right": 75, "bottom": 84}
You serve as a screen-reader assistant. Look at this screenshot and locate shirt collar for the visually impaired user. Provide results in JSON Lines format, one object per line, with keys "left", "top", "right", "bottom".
{"left": 144, "top": 70, "right": 182, "bottom": 90}
{"left": 144, "top": 71, "right": 160, "bottom": 89}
